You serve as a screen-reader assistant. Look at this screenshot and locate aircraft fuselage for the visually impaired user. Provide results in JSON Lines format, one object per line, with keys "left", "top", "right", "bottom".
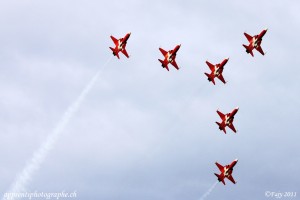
{"left": 214, "top": 65, "right": 223, "bottom": 77}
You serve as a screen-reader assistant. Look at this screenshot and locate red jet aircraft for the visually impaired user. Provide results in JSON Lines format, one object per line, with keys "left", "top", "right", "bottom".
{"left": 204, "top": 58, "right": 229, "bottom": 85}
{"left": 243, "top": 29, "right": 268, "bottom": 57}
{"left": 158, "top": 44, "right": 181, "bottom": 71}
{"left": 214, "top": 159, "right": 238, "bottom": 185}
{"left": 216, "top": 107, "right": 239, "bottom": 134}
{"left": 109, "top": 32, "right": 131, "bottom": 59}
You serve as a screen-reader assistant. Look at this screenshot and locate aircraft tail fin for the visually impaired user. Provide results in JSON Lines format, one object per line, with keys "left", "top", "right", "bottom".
{"left": 205, "top": 73, "right": 215, "bottom": 85}
{"left": 214, "top": 173, "right": 220, "bottom": 180}
{"left": 214, "top": 173, "right": 225, "bottom": 185}
{"left": 158, "top": 59, "right": 169, "bottom": 71}
{"left": 243, "top": 44, "right": 254, "bottom": 57}
{"left": 242, "top": 44, "right": 249, "bottom": 51}
{"left": 110, "top": 47, "right": 120, "bottom": 59}
{"left": 158, "top": 59, "right": 165, "bottom": 66}
{"left": 216, "top": 122, "right": 226, "bottom": 134}
{"left": 221, "top": 179, "right": 225, "bottom": 185}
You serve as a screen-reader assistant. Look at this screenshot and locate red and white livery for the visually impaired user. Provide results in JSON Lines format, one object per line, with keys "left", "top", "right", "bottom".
{"left": 243, "top": 29, "right": 268, "bottom": 57}
{"left": 216, "top": 107, "right": 239, "bottom": 134}
{"left": 158, "top": 44, "right": 181, "bottom": 71}
{"left": 109, "top": 32, "right": 131, "bottom": 59}
{"left": 204, "top": 58, "right": 229, "bottom": 85}
{"left": 214, "top": 159, "right": 238, "bottom": 185}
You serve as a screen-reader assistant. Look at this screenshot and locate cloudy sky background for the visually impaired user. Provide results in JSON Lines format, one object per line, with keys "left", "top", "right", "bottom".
{"left": 0, "top": 0, "right": 299, "bottom": 199}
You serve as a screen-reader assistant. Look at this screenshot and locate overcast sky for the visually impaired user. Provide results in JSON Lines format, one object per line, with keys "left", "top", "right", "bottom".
{"left": 0, "top": 1, "right": 299, "bottom": 200}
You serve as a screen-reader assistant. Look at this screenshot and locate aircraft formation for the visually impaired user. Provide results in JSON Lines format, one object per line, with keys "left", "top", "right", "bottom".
{"left": 109, "top": 29, "right": 268, "bottom": 185}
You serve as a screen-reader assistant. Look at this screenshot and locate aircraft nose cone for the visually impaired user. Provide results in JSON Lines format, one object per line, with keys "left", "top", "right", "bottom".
{"left": 235, "top": 159, "right": 238, "bottom": 162}
{"left": 236, "top": 107, "right": 239, "bottom": 110}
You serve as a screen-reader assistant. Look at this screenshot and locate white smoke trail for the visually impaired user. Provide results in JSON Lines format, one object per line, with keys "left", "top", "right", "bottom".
{"left": 198, "top": 181, "right": 218, "bottom": 200}
{"left": 3, "top": 56, "right": 113, "bottom": 200}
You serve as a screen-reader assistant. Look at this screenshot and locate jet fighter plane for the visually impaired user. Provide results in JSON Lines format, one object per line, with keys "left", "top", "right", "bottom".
{"left": 109, "top": 32, "right": 131, "bottom": 59}
{"left": 214, "top": 159, "right": 238, "bottom": 185}
{"left": 158, "top": 44, "right": 181, "bottom": 71}
{"left": 204, "top": 58, "right": 229, "bottom": 85}
{"left": 216, "top": 107, "right": 239, "bottom": 134}
{"left": 243, "top": 29, "right": 268, "bottom": 57}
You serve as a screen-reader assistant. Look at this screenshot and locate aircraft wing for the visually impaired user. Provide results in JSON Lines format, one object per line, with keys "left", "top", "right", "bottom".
{"left": 121, "top": 49, "right": 130, "bottom": 58}
{"left": 206, "top": 61, "right": 215, "bottom": 71}
{"left": 227, "top": 175, "right": 236, "bottom": 184}
{"left": 255, "top": 46, "right": 265, "bottom": 55}
{"left": 110, "top": 36, "right": 118, "bottom": 45}
{"left": 244, "top": 33, "right": 253, "bottom": 42}
{"left": 171, "top": 60, "right": 179, "bottom": 70}
{"left": 217, "top": 110, "right": 225, "bottom": 119}
{"left": 215, "top": 162, "right": 224, "bottom": 171}
{"left": 217, "top": 74, "right": 226, "bottom": 84}
{"left": 228, "top": 123, "right": 237, "bottom": 133}
{"left": 159, "top": 48, "right": 168, "bottom": 56}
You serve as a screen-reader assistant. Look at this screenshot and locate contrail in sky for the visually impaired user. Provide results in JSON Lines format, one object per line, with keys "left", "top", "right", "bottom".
{"left": 3, "top": 56, "right": 113, "bottom": 200}
{"left": 198, "top": 181, "right": 218, "bottom": 200}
